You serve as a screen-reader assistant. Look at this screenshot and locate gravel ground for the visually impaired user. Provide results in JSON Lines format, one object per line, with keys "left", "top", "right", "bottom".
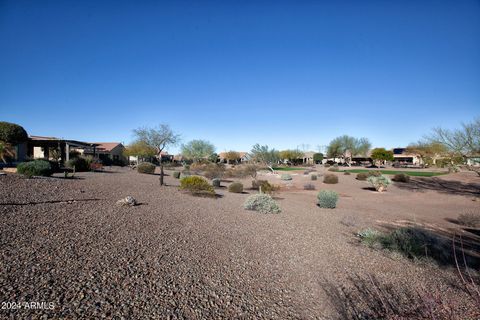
{"left": 0, "top": 167, "right": 478, "bottom": 319}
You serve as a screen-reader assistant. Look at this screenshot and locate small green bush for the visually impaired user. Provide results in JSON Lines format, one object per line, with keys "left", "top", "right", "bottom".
{"left": 137, "top": 162, "right": 156, "bottom": 174}
{"left": 228, "top": 182, "right": 244, "bottom": 193}
{"left": 317, "top": 190, "right": 339, "bottom": 208}
{"left": 280, "top": 174, "right": 292, "bottom": 180}
{"left": 368, "top": 175, "right": 391, "bottom": 192}
{"left": 324, "top": 163, "right": 331, "bottom": 168}
{"left": 212, "top": 178, "right": 221, "bottom": 187}
{"left": 323, "top": 174, "right": 338, "bottom": 184}
{"left": 304, "top": 183, "right": 315, "bottom": 190}
{"left": 328, "top": 167, "right": 339, "bottom": 172}
{"left": 244, "top": 194, "right": 281, "bottom": 214}
{"left": 17, "top": 160, "right": 52, "bottom": 178}
{"left": 356, "top": 172, "right": 368, "bottom": 180}
{"left": 180, "top": 176, "right": 215, "bottom": 196}
{"left": 252, "top": 179, "right": 268, "bottom": 190}
{"left": 357, "top": 228, "right": 382, "bottom": 247}
{"left": 172, "top": 171, "right": 181, "bottom": 179}
{"left": 392, "top": 173, "right": 410, "bottom": 183}
{"left": 311, "top": 174, "right": 317, "bottom": 181}
{"left": 344, "top": 171, "right": 351, "bottom": 175}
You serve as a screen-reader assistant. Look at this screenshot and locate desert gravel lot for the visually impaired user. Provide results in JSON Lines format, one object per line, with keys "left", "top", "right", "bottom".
{"left": 0, "top": 167, "right": 478, "bottom": 319}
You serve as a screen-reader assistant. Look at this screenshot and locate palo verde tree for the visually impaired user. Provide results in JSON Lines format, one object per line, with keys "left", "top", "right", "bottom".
{"left": 249, "top": 144, "right": 280, "bottom": 173}
{"left": 427, "top": 117, "right": 480, "bottom": 175}
{"left": 124, "top": 140, "right": 157, "bottom": 163}
{"left": 406, "top": 141, "right": 447, "bottom": 167}
{"left": 0, "top": 122, "right": 28, "bottom": 163}
{"left": 224, "top": 150, "right": 241, "bottom": 164}
{"left": 279, "top": 149, "right": 304, "bottom": 165}
{"left": 181, "top": 139, "right": 216, "bottom": 163}
{"left": 370, "top": 148, "right": 394, "bottom": 166}
{"left": 132, "top": 124, "right": 180, "bottom": 185}
{"left": 313, "top": 153, "right": 324, "bottom": 164}
{"left": 327, "top": 135, "right": 371, "bottom": 165}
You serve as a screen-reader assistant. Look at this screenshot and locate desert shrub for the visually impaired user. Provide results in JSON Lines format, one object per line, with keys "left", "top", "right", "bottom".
{"left": 356, "top": 172, "right": 368, "bottom": 180}
{"left": 324, "top": 163, "right": 331, "bottom": 168}
{"left": 317, "top": 190, "right": 339, "bottom": 208}
{"left": 212, "top": 178, "right": 221, "bottom": 187}
{"left": 367, "top": 175, "right": 391, "bottom": 192}
{"left": 137, "top": 162, "right": 156, "bottom": 174}
{"left": 392, "top": 173, "right": 410, "bottom": 183}
{"left": 357, "top": 228, "right": 383, "bottom": 247}
{"left": 323, "top": 174, "right": 338, "bottom": 184}
{"left": 359, "top": 227, "right": 451, "bottom": 263}
{"left": 328, "top": 167, "right": 339, "bottom": 172}
{"left": 280, "top": 173, "right": 292, "bottom": 180}
{"left": 172, "top": 171, "right": 181, "bottom": 179}
{"left": 203, "top": 163, "right": 226, "bottom": 179}
{"left": 367, "top": 170, "right": 382, "bottom": 177}
{"left": 344, "top": 171, "right": 351, "bottom": 175}
{"left": 228, "top": 182, "right": 244, "bottom": 193}
{"left": 66, "top": 156, "right": 92, "bottom": 172}
{"left": 304, "top": 183, "right": 315, "bottom": 190}
{"left": 179, "top": 176, "right": 215, "bottom": 196}
{"left": 311, "top": 174, "right": 317, "bottom": 181}
{"left": 457, "top": 212, "right": 480, "bottom": 227}
{"left": 252, "top": 179, "right": 268, "bottom": 190}
{"left": 17, "top": 160, "right": 52, "bottom": 178}
{"left": 258, "top": 180, "right": 279, "bottom": 195}
{"left": 180, "top": 172, "right": 191, "bottom": 179}
{"left": 243, "top": 194, "right": 281, "bottom": 214}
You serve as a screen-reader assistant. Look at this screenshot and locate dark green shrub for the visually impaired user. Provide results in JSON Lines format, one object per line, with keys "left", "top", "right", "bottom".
{"left": 317, "top": 190, "right": 339, "bottom": 208}
{"left": 344, "top": 171, "right": 351, "bottom": 175}
{"left": 311, "top": 174, "right": 318, "bottom": 181}
{"left": 212, "top": 178, "right": 221, "bottom": 187}
{"left": 280, "top": 173, "right": 292, "bottom": 180}
{"left": 137, "top": 162, "right": 156, "bottom": 174}
{"left": 356, "top": 172, "right": 368, "bottom": 180}
{"left": 172, "top": 171, "right": 181, "bottom": 179}
{"left": 244, "top": 194, "right": 281, "bottom": 214}
{"left": 228, "top": 182, "right": 244, "bottom": 193}
{"left": 0, "top": 122, "right": 28, "bottom": 144}
{"left": 180, "top": 176, "right": 215, "bottom": 196}
{"left": 323, "top": 174, "right": 338, "bottom": 184}
{"left": 17, "top": 160, "right": 52, "bottom": 178}
{"left": 392, "top": 173, "right": 410, "bottom": 183}
{"left": 66, "top": 157, "right": 92, "bottom": 172}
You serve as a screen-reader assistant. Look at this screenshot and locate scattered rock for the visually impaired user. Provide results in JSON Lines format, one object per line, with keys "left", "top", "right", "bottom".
{"left": 116, "top": 196, "right": 137, "bottom": 206}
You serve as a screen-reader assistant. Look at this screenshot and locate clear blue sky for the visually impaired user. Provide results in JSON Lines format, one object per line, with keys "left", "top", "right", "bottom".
{"left": 1, "top": 0, "right": 479, "bottom": 154}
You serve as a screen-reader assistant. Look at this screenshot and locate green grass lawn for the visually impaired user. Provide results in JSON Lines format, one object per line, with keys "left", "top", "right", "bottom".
{"left": 272, "top": 167, "right": 308, "bottom": 171}
{"left": 341, "top": 169, "right": 448, "bottom": 177}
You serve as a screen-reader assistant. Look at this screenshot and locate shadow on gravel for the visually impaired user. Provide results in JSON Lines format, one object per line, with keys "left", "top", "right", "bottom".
{"left": 395, "top": 177, "right": 480, "bottom": 197}
{"left": 321, "top": 273, "right": 480, "bottom": 320}
{"left": 377, "top": 224, "right": 480, "bottom": 269}
{"left": 0, "top": 198, "right": 104, "bottom": 206}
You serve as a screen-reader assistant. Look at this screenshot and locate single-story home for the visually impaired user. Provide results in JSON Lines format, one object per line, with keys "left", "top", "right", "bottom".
{"left": 83, "top": 142, "right": 127, "bottom": 165}
{"left": 218, "top": 152, "right": 248, "bottom": 164}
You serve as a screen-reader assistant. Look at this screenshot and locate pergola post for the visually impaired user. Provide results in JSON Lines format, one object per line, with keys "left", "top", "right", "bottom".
{"left": 65, "top": 142, "right": 70, "bottom": 162}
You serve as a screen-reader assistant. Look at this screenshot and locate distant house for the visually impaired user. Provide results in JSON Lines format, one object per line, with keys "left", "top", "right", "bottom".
{"left": 83, "top": 142, "right": 127, "bottom": 165}
{"left": 218, "top": 152, "right": 248, "bottom": 164}
{"left": 128, "top": 151, "right": 173, "bottom": 165}
{"left": 392, "top": 148, "right": 423, "bottom": 166}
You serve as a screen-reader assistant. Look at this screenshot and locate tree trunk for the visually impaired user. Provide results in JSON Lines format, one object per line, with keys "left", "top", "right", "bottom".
{"left": 160, "top": 165, "right": 164, "bottom": 186}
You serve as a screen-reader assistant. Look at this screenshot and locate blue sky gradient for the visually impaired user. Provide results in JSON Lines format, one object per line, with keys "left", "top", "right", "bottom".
{"left": 1, "top": 0, "right": 479, "bottom": 153}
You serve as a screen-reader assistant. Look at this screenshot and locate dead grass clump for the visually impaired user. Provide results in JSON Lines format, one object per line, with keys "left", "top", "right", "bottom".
{"left": 457, "top": 212, "right": 480, "bottom": 227}
{"left": 323, "top": 174, "right": 339, "bottom": 184}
